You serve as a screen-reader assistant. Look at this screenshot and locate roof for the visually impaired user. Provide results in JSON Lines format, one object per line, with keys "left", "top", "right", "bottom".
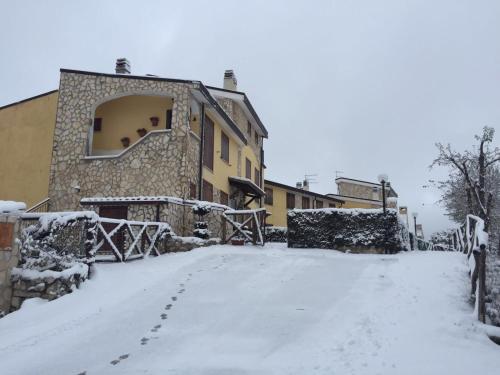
{"left": 59, "top": 69, "right": 248, "bottom": 145}
{"left": 229, "top": 176, "right": 266, "bottom": 197}
{"left": 264, "top": 179, "right": 345, "bottom": 204}
{"left": 0, "top": 90, "right": 58, "bottom": 111}
{"left": 335, "top": 177, "right": 398, "bottom": 197}
{"left": 206, "top": 86, "right": 268, "bottom": 138}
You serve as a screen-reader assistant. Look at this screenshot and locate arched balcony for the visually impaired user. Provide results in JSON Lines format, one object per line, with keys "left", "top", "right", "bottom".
{"left": 88, "top": 95, "right": 175, "bottom": 156}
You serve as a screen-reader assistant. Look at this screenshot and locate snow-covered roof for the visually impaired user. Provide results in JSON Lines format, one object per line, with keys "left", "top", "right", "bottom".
{"left": 0, "top": 200, "right": 26, "bottom": 214}
{"left": 80, "top": 196, "right": 230, "bottom": 211}
{"left": 228, "top": 176, "right": 266, "bottom": 196}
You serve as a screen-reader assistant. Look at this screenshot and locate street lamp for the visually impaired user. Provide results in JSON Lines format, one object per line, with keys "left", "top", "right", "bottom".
{"left": 377, "top": 174, "right": 389, "bottom": 214}
{"left": 412, "top": 212, "right": 418, "bottom": 237}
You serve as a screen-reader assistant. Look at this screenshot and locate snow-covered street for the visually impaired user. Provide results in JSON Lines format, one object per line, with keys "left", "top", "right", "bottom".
{"left": 0, "top": 244, "right": 498, "bottom": 374}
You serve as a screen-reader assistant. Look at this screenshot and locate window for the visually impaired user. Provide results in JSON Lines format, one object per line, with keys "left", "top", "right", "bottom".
{"left": 265, "top": 188, "right": 273, "bottom": 205}
{"left": 221, "top": 131, "right": 229, "bottom": 163}
{"left": 220, "top": 191, "right": 229, "bottom": 206}
{"left": 247, "top": 121, "right": 251, "bottom": 135}
{"left": 286, "top": 193, "right": 295, "bottom": 209}
{"left": 245, "top": 158, "right": 251, "bottom": 179}
{"left": 189, "top": 182, "right": 197, "bottom": 199}
{"left": 316, "top": 200, "right": 323, "bottom": 208}
{"left": 202, "top": 179, "right": 213, "bottom": 202}
{"left": 329, "top": 203, "right": 336, "bottom": 208}
{"left": 302, "top": 196, "right": 310, "bottom": 209}
{"left": 254, "top": 130, "right": 259, "bottom": 145}
{"left": 203, "top": 115, "right": 214, "bottom": 170}
{"left": 93, "top": 118, "right": 102, "bottom": 132}
{"left": 254, "top": 168, "right": 260, "bottom": 187}
{"left": 166, "top": 109, "right": 173, "bottom": 129}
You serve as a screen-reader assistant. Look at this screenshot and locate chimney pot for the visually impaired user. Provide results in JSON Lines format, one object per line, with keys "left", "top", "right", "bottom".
{"left": 223, "top": 69, "right": 237, "bottom": 91}
{"left": 296, "top": 182, "right": 303, "bottom": 189}
{"left": 116, "top": 58, "right": 131, "bottom": 74}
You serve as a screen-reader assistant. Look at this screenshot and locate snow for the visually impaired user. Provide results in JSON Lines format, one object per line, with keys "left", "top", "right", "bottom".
{"left": 0, "top": 244, "right": 499, "bottom": 374}
{"left": 81, "top": 196, "right": 230, "bottom": 211}
{"left": 11, "top": 263, "right": 89, "bottom": 280}
{"left": 0, "top": 200, "right": 26, "bottom": 214}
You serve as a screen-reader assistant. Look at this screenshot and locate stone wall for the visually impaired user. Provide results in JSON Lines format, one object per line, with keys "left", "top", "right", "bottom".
{"left": 49, "top": 71, "right": 200, "bottom": 212}
{"left": 0, "top": 214, "right": 21, "bottom": 316}
{"left": 287, "top": 208, "right": 409, "bottom": 253}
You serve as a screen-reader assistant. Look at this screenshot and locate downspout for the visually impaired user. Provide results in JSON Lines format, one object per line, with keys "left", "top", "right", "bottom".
{"left": 259, "top": 146, "right": 264, "bottom": 208}
{"left": 197, "top": 103, "right": 206, "bottom": 200}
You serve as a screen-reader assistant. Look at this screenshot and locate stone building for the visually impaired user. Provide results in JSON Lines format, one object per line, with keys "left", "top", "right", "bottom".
{"left": 0, "top": 60, "right": 268, "bottom": 233}
{"left": 327, "top": 177, "right": 399, "bottom": 209}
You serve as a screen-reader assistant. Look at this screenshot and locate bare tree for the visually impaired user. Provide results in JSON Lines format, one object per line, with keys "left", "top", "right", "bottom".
{"left": 432, "top": 126, "right": 500, "bottom": 232}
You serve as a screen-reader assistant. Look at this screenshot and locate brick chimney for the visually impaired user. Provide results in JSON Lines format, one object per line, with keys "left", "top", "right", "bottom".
{"left": 223, "top": 70, "right": 237, "bottom": 91}
{"left": 116, "top": 58, "right": 131, "bottom": 74}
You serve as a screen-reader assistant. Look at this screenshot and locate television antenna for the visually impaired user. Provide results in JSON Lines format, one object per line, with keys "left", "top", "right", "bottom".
{"left": 335, "top": 170, "right": 344, "bottom": 178}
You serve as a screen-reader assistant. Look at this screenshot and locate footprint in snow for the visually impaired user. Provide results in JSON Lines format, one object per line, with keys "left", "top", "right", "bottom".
{"left": 151, "top": 324, "right": 161, "bottom": 332}
{"left": 161, "top": 313, "right": 168, "bottom": 320}
{"left": 165, "top": 304, "right": 172, "bottom": 310}
{"left": 140, "top": 337, "right": 149, "bottom": 345}
{"left": 178, "top": 288, "right": 185, "bottom": 293}
{"left": 172, "top": 296, "right": 177, "bottom": 301}
{"left": 76, "top": 372, "right": 86, "bottom": 375}
{"left": 110, "top": 354, "right": 129, "bottom": 365}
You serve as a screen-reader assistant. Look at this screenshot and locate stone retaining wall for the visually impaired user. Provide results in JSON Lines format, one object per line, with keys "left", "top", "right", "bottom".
{"left": 0, "top": 214, "right": 21, "bottom": 316}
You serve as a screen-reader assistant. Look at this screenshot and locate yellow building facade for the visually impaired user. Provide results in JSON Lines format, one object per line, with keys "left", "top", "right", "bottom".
{"left": 0, "top": 91, "right": 58, "bottom": 207}
{"left": 264, "top": 180, "right": 344, "bottom": 227}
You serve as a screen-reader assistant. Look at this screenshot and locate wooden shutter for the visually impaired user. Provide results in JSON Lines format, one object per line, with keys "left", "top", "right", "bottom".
{"left": 265, "top": 188, "right": 273, "bottom": 205}
{"left": 316, "top": 200, "right": 323, "bottom": 208}
{"left": 166, "top": 110, "right": 173, "bottom": 129}
{"left": 245, "top": 158, "right": 251, "bottom": 179}
{"left": 221, "top": 131, "right": 229, "bottom": 162}
{"left": 220, "top": 191, "right": 229, "bottom": 206}
{"left": 302, "top": 196, "right": 310, "bottom": 209}
{"left": 286, "top": 193, "right": 295, "bottom": 209}
{"left": 254, "top": 168, "right": 260, "bottom": 186}
{"left": 202, "top": 179, "right": 213, "bottom": 202}
{"left": 203, "top": 115, "right": 214, "bottom": 170}
{"left": 329, "top": 203, "right": 336, "bottom": 208}
{"left": 93, "top": 118, "right": 102, "bottom": 132}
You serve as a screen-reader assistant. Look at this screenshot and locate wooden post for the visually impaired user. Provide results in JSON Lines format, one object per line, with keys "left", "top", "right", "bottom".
{"left": 221, "top": 215, "right": 227, "bottom": 244}
{"left": 478, "top": 244, "right": 487, "bottom": 323}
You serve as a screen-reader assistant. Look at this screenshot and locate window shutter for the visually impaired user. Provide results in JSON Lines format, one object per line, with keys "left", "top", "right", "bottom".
{"left": 220, "top": 191, "right": 229, "bottom": 206}
{"left": 221, "top": 131, "right": 229, "bottom": 162}
{"left": 203, "top": 116, "right": 214, "bottom": 170}
{"left": 286, "top": 193, "right": 295, "bottom": 209}
{"left": 245, "top": 158, "right": 251, "bottom": 179}
{"left": 202, "top": 179, "right": 213, "bottom": 202}
{"left": 265, "top": 188, "right": 273, "bottom": 205}
{"left": 302, "top": 196, "right": 310, "bottom": 209}
{"left": 166, "top": 110, "right": 173, "bottom": 129}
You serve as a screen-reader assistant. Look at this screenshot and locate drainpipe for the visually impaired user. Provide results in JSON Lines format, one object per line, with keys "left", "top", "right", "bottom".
{"left": 259, "top": 146, "right": 264, "bottom": 208}
{"left": 197, "top": 104, "right": 206, "bottom": 201}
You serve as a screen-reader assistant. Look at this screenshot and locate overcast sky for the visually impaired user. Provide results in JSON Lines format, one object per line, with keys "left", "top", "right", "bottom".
{"left": 1, "top": 0, "right": 500, "bottom": 236}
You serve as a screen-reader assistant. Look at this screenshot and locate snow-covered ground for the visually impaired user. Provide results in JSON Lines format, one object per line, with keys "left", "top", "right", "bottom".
{"left": 0, "top": 244, "right": 498, "bottom": 374}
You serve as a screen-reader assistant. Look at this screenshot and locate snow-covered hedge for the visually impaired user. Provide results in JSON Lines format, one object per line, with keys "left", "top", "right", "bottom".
{"left": 287, "top": 208, "right": 410, "bottom": 253}
{"left": 265, "top": 227, "right": 287, "bottom": 243}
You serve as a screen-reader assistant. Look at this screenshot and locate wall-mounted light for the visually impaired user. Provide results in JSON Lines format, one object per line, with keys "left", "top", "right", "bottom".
{"left": 150, "top": 116, "right": 159, "bottom": 127}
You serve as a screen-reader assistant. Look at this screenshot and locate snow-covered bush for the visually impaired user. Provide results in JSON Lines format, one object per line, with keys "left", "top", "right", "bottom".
{"left": 265, "top": 226, "right": 287, "bottom": 243}
{"left": 288, "top": 208, "right": 409, "bottom": 253}
{"left": 20, "top": 212, "right": 98, "bottom": 272}
{"left": 192, "top": 203, "right": 212, "bottom": 239}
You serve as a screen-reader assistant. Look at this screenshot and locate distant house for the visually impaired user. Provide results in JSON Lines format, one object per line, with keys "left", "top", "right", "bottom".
{"left": 0, "top": 60, "right": 268, "bottom": 229}
{"left": 264, "top": 179, "right": 344, "bottom": 227}
{"left": 327, "top": 177, "right": 398, "bottom": 209}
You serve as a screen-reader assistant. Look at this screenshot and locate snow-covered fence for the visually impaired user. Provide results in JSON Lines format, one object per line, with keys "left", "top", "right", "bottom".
{"left": 287, "top": 208, "right": 410, "bottom": 253}
{"left": 20, "top": 212, "right": 172, "bottom": 263}
{"left": 94, "top": 218, "right": 171, "bottom": 261}
{"left": 451, "top": 215, "right": 489, "bottom": 323}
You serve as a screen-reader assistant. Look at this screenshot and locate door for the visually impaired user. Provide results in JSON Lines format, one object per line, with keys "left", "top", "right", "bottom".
{"left": 99, "top": 206, "right": 128, "bottom": 256}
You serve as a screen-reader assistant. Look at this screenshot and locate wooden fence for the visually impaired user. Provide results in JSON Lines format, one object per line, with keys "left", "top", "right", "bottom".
{"left": 451, "top": 215, "right": 488, "bottom": 322}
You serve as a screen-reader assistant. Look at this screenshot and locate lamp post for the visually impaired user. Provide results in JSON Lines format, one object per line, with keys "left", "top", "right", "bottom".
{"left": 377, "top": 174, "right": 389, "bottom": 215}
{"left": 412, "top": 212, "right": 418, "bottom": 237}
